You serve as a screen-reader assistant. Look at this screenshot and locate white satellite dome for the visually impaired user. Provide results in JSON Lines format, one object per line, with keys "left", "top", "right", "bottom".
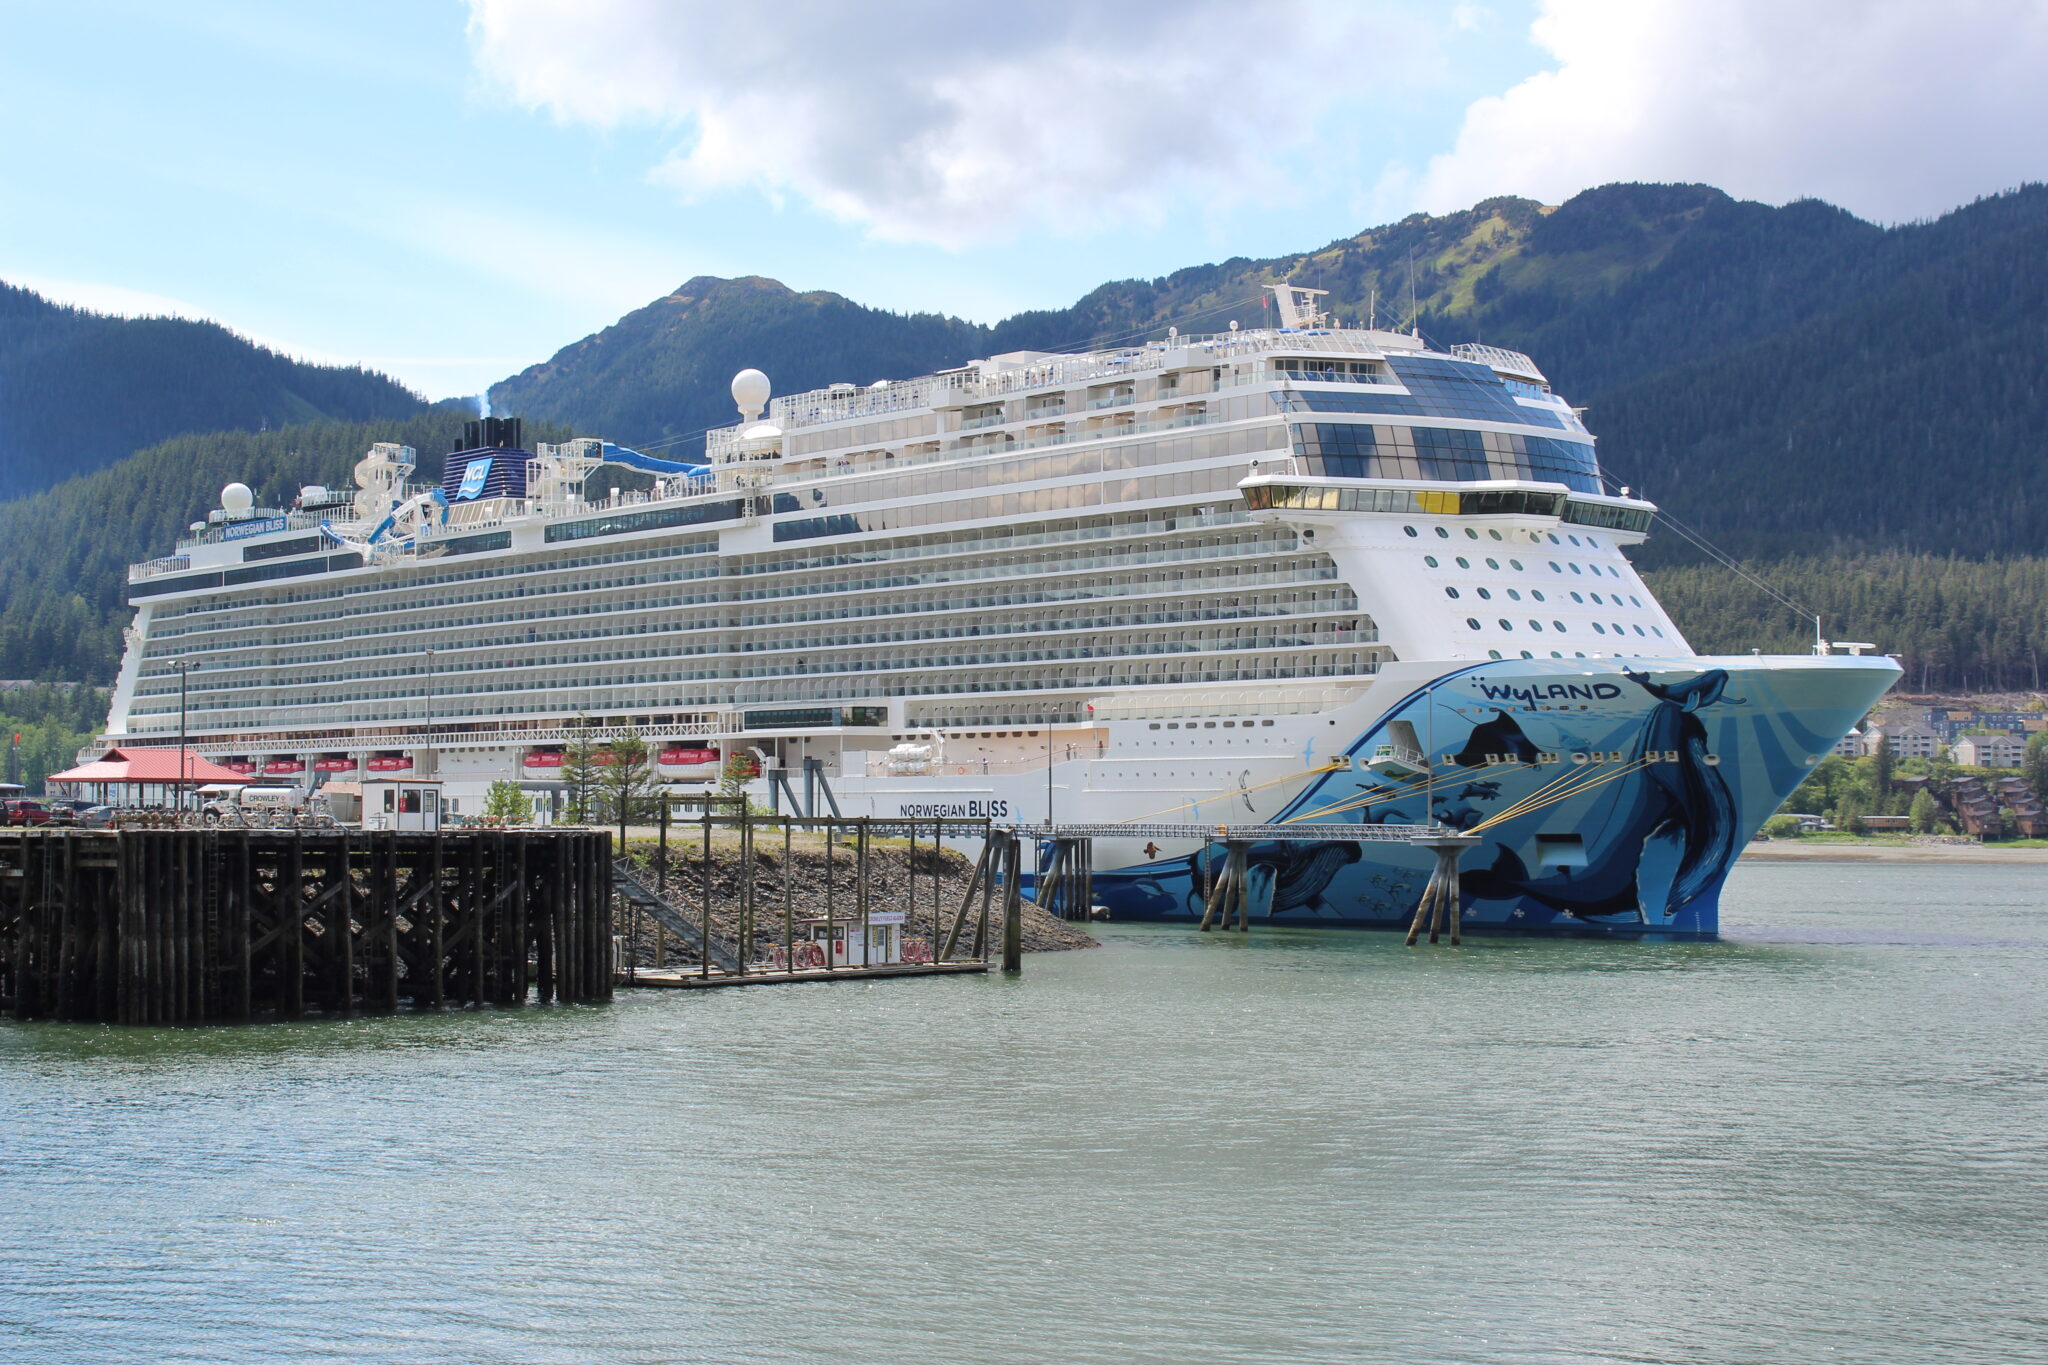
{"left": 731, "top": 368, "right": 771, "bottom": 416}
{"left": 742, "top": 422, "right": 783, "bottom": 442}
{"left": 221, "top": 482, "right": 255, "bottom": 512}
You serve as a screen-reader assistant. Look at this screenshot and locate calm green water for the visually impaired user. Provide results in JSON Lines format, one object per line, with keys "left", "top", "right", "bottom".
{"left": 4, "top": 860, "right": 2046, "bottom": 1365}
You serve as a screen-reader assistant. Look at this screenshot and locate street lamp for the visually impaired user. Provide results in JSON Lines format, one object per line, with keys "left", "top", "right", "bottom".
{"left": 423, "top": 647, "right": 437, "bottom": 776}
{"left": 172, "top": 660, "right": 193, "bottom": 813}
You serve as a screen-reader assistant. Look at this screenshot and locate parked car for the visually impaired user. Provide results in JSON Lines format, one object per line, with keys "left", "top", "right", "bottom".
{"left": 75, "top": 805, "right": 120, "bottom": 829}
{"left": 1, "top": 799, "right": 52, "bottom": 826}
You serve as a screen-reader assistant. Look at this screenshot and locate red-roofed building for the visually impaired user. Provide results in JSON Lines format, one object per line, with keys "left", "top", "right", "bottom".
{"left": 45, "top": 748, "right": 251, "bottom": 807}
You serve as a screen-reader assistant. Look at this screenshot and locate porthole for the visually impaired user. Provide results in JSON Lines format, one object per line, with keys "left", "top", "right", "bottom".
{"left": 1467, "top": 618, "right": 1482, "bottom": 630}
{"left": 1550, "top": 651, "right": 1563, "bottom": 658}
{"left": 1445, "top": 587, "right": 1461, "bottom": 599}
{"left": 1652, "top": 626, "right": 1664, "bottom": 637}
{"left": 1593, "top": 623, "right": 1606, "bottom": 634}
{"left": 1510, "top": 559, "right": 1524, "bottom": 570}
{"left": 1590, "top": 592, "right": 1603, "bottom": 604}
{"left": 1520, "top": 650, "right": 1534, "bottom": 659}
{"left": 1456, "top": 556, "right": 1471, "bottom": 568}
{"left": 1549, "top": 561, "right": 1562, "bottom": 573}
{"left": 1570, "top": 564, "right": 1582, "bottom": 575}
{"left": 1634, "top": 625, "right": 1647, "bottom": 636}
{"left": 1499, "top": 619, "right": 1513, "bottom": 631}
{"left": 1529, "top": 620, "right": 1543, "bottom": 631}
{"left": 1476, "top": 588, "right": 1492, "bottom": 600}
{"left": 1435, "top": 527, "right": 1450, "bottom": 539}
{"left": 1488, "top": 529, "right": 1503, "bottom": 541}
{"left": 1631, "top": 596, "right": 1643, "bottom": 607}
{"left": 1485, "top": 557, "right": 1500, "bottom": 569}
{"left": 1507, "top": 589, "right": 1522, "bottom": 600}
{"left": 1487, "top": 649, "right": 1503, "bottom": 660}
{"left": 1574, "top": 651, "right": 1586, "bottom": 658}
{"left": 1547, "top": 533, "right": 1560, "bottom": 544}
{"left": 1403, "top": 525, "right": 1418, "bottom": 537}
{"left": 1424, "top": 555, "right": 1439, "bottom": 567}
{"left": 1553, "top": 620, "right": 1566, "bottom": 632}
{"left": 1568, "top": 535, "right": 1582, "bottom": 546}
{"left": 1613, "top": 623, "right": 1626, "bottom": 634}
{"left": 1466, "top": 528, "right": 1480, "bottom": 539}
{"left": 1570, "top": 592, "right": 1583, "bottom": 602}
{"left": 1532, "top": 590, "right": 1546, "bottom": 602}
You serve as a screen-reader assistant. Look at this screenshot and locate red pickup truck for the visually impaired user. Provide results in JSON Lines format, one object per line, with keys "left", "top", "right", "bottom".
{"left": 1, "top": 799, "right": 53, "bottom": 826}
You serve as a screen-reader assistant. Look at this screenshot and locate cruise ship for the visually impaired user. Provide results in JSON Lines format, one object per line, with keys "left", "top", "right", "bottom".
{"left": 102, "top": 285, "right": 1897, "bottom": 935}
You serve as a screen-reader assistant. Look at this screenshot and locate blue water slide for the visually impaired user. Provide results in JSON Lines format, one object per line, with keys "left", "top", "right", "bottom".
{"left": 600, "top": 442, "right": 710, "bottom": 478}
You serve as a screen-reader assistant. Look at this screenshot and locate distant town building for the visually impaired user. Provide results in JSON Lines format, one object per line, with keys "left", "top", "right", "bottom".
{"left": 1952, "top": 734, "right": 2029, "bottom": 769}
{"left": 1832, "top": 729, "right": 1865, "bottom": 759}
{"left": 1863, "top": 723, "right": 1941, "bottom": 759}
{"left": 1921, "top": 708, "right": 2048, "bottom": 740}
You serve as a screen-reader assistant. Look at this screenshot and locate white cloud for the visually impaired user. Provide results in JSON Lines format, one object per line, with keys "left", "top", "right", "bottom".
{"left": 464, "top": 0, "right": 1426, "bottom": 248}
{"left": 1413, "top": 0, "right": 2048, "bottom": 224}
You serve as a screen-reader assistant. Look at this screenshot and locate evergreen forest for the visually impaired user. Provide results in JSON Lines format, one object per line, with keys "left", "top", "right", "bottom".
{"left": 6, "top": 181, "right": 2048, "bottom": 696}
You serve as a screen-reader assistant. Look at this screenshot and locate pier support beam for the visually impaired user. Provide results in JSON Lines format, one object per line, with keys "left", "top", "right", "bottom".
{"left": 1405, "top": 835, "right": 1481, "bottom": 946}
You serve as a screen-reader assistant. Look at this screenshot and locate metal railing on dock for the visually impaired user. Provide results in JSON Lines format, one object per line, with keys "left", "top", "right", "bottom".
{"left": 0, "top": 829, "right": 613, "bottom": 1024}
{"left": 612, "top": 808, "right": 1025, "bottom": 988}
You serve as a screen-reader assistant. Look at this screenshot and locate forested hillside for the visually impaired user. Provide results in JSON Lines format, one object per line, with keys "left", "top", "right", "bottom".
{"left": 490, "top": 276, "right": 986, "bottom": 451}
{"left": 492, "top": 183, "right": 2048, "bottom": 563}
{"left": 1644, "top": 556, "right": 2048, "bottom": 693}
{"left": 0, "top": 282, "right": 427, "bottom": 499}
{"left": 0, "top": 409, "right": 567, "bottom": 682}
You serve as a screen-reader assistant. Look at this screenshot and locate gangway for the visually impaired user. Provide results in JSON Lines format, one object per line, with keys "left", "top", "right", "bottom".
{"left": 612, "top": 857, "right": 743, "bottom": 972}
{"left": 1013, "top": 821, "right": 1446, "bottom": 842}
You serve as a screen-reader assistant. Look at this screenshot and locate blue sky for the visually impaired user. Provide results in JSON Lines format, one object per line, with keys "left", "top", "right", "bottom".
{"left": 5, "top": 1, "right": 2045, "bottom": 400}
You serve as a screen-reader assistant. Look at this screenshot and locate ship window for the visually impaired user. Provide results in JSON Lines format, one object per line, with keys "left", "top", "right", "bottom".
{"left": 1445, "top": 587, "right": 1460, "bottom": 599}
{"left": 1476, "top": 588, "right": 1491, "bottom": 600}
{"left": 1529, "top": 620, "right": 1543, "bottom": 631}
{"left": 1465, "top": 529, "right": 1479, "bottom": 540}
{"left": 1488, "top": 530, "right": 1503, "bottom": 541}
{"left": 1568, "top": 535, "right": 1582, "bottom": 546}
{"left": 1499, "top": 619, "right": 1513, "bottom": 630}
{"left": 1510, "top": 559, "right": 1524, "bottom": 570}
{"left": 1148, "top": 723, "right": 1159, "bottom": 729}
{"left": 1424, "top": 555, "right": 1439, "bottom": 567}
{"left": 1548, "top": 534, "right": 1560, "bottom": 544}
{"left": 1467, "top": 618, "right": 1481, "bottom": 630}
{"left": 1507, "top": 589, "right": 1521, "bottom": 600}
{"left": 1634, "top": 625, "right": 1647, "bottom": 635}
{"left": 1532, "top": 590, "right": 1546, "bottom": 602}
{"left": 1550, "top": 651, "right": 1563, "bottom": 658}
{"left": 1614, "top": 622, "right": 1625, "bottom": 634}
{"left": 1554, "top": 621, "right": 1567, "bottom": 631}
{"left": 1631, "top": 596, "right": 1643, "bottom": 607}
{"left": 1570, "top": 564, "right": 1582, "bottom": 574}
{"left": 1403, "top": 526, "right": 1418, "bottom": 537}
{"left": 1550, "top": 562, "right": 1562, "bottom": 572}
{"left": 1590, "top": 592, "right": 1603, "bottom": 604}
{"left": 1520, "top": 651, "right": 1534, "bottom": 659}
{"left": 1486, "top": 558, "right": 1499, "bottom": 569}
{"left": 1456, "top": 556, "right": 1470, "bottom": 568}
{"left": 1570, "top": 592, "right": 1583, "bottom": 602}
{"left": 1653, "top": 627, "right": 1664, "bottom": 637}
{"left": 1261, "top": 719, "right": 1274, "bottom": 726}
{"left": 1435, "top": 527, "right": 1450, "bottom": 538}
{"left": 1593, "top": 623, "right": 1606, "bottom": 634}
{"left": 1487, "top": 650, "right": 1502, "bottom": 659}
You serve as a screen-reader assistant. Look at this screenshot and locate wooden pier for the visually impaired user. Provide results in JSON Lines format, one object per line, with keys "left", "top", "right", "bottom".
{"left": 0, "top": 829, "right": 613, "bottom": 1024}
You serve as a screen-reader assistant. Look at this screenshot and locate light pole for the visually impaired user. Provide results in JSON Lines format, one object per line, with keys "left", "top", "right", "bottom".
{"left": 423, "top": 648, "right": 437, "bottom": 776}
{"left": 1045, "top": 709, "right": 1056, "bottom": 828}
{"left": 172, "top": 660, "right": 192, "bottom": 813}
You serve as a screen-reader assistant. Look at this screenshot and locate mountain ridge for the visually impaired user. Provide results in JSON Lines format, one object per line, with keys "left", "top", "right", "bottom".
{"left": 0, "top": 282, "right": 428, "bottom": 499}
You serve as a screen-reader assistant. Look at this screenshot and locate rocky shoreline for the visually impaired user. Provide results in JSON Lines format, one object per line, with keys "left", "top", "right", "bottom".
{"left": 616, "top": 835, "right": 1099, "bottom": 967}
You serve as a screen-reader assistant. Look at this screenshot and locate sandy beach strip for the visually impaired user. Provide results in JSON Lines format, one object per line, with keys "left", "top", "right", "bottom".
{"left": 1741, "top": 841, "right": 2048, "bottom": 864}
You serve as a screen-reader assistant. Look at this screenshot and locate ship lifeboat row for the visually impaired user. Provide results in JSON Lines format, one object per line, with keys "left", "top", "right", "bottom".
{"left": 521, "top": 746, "right": 721, "bottom": 769}
{"left": 220, "top": 755, "right": 413, "bottom": 775}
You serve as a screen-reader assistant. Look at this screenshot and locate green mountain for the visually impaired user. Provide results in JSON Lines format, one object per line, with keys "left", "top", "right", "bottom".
{"left": 0, "top": 282, "right": 428, "bottom": 499}
{"left": 0, "top": 409, "right": 566, "bottom": 683}
{"left": 490, "top": 276, "right": 986, "bottom": 454}
{"left": 492, "top": 182, "right": 2048, "bottom": 565}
